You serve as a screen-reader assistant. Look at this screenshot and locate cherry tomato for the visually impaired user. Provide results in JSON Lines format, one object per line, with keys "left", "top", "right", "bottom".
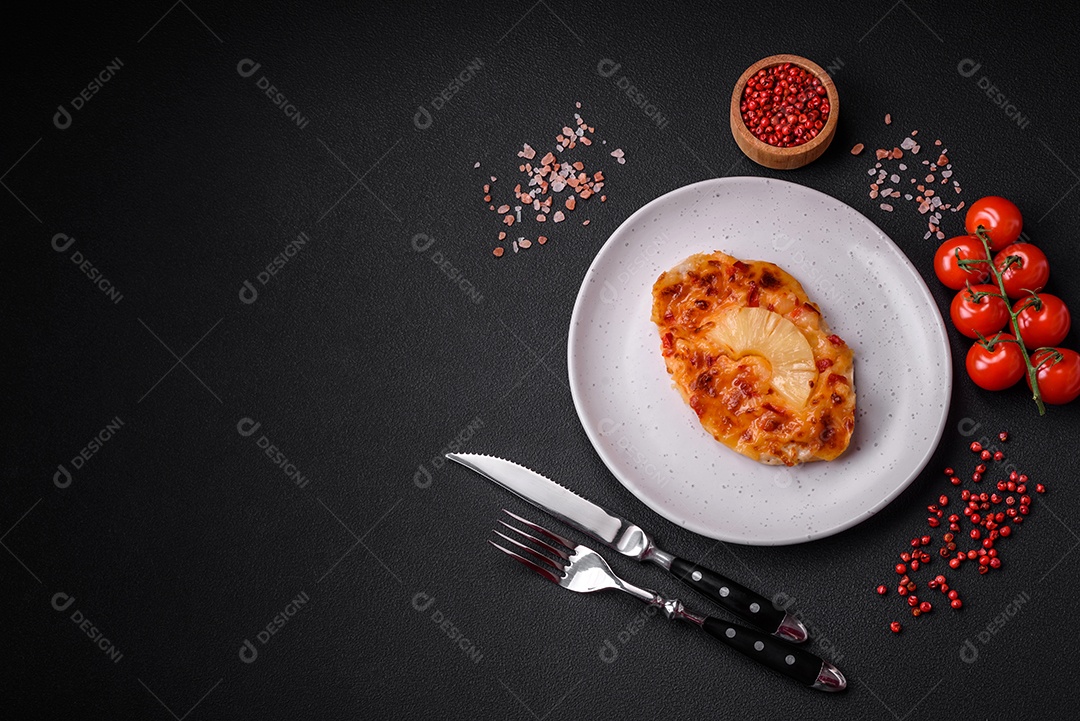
{"left": 934, "top": 235, "right": 989, "bottom": 290}
{"left": 993, "top": 243, "right": 1049, "bottom": 298}
{"left": 1028, "top": 348, "right": 1080, "bottom": 405}
{"left": 950, "top": 284, "right": 1010, "bottom": 339}
{"left": 965, "top": 196, "right": 1023, "bottom": 252}
{"left": 966, "top": 335, "right": 1025, "bottom": 390}
{"left": 1014, "top": 294, "right": 1072, "bottom": 348}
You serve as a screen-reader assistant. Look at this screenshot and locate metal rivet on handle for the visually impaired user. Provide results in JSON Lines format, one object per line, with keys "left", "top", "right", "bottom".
{"left": 691, "top": 571, "right": 702, "bottom": 581}
{"left": 785, "top": 654, "right": 796, "bottom": 665}
{"left": 719, "top": 587, "right": 730, "bottom": 597}
{"left": 750, "top": 602, "right": 760, "bottom": 613}
{"left": 725, "top": 628, "right": 736, "bottom": 638}
{"left": 754, "top": 641, "right": 764, "bottom": 651}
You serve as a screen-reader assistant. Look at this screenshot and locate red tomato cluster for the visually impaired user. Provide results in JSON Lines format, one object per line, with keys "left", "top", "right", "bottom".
{"left": 932, "top": 197, "right": 1079, "bottom": 405}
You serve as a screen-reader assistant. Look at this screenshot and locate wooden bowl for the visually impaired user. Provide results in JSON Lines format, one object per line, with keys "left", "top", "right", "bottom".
{"left": 729, "top": 54, "right": 839, "bottom": 170}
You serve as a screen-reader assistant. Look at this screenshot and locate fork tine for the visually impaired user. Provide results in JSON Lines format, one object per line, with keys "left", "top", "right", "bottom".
{"left": 497, "top": 521, "right": 572, "bottom": 562}
{"left": 488, "top": 540, "right": 562, "bottom": 584}
{"left": 492, "top": 529, "right": 567, "bottom": 573}
{"left": 501, "top": 509, "right": 576, "bottom": 554}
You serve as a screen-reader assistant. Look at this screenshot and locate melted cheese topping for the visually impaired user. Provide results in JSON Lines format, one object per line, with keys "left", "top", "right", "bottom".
{"left": 651, "top": 251, "right": 856, "bottom": 466}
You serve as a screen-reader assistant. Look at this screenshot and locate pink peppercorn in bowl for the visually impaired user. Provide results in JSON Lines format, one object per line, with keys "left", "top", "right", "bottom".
{"left": 729, "top": 54, "right": 839, "bottom": 170}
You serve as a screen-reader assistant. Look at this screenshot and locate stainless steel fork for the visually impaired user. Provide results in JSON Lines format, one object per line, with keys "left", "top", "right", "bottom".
{"left": 490, "top": 510, "right": 846, "bottom": 692}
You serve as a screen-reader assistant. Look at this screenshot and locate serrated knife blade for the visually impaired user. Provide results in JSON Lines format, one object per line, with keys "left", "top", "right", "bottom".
{"left": 447, "top": 453, "right": 625, "bottom": 543}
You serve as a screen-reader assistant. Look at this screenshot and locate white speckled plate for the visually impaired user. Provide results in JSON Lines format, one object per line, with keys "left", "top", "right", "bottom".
{"left": 567, "top": 177, "right": 951, "bottom": 545}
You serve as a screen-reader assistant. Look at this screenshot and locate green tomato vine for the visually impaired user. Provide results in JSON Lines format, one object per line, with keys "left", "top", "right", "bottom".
{"left": 957, "top": 225, "right": 1062, "bottom": 416}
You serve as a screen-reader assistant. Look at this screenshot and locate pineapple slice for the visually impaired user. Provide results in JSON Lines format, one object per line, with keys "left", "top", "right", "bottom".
{"left": 707, "top": 307, "right": 817, "bottom": 409}
{"left": 652, "top": 251, "right": 855, "bottom": 465}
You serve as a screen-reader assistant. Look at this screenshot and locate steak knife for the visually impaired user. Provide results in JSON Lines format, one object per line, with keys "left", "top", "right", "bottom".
{"left": 446, "top": 452, "right": 808, "bottom": 643}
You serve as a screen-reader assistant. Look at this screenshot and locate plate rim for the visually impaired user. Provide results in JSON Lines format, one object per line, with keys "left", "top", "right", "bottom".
{"left": 567, "top": 176, "right": 952, "bottom": 545}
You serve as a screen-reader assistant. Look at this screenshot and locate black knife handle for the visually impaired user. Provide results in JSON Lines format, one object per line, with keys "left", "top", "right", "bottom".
{"left": 701, "top": 617, "right": 826, "bottom": 688}
{"left": 670, "top": 557, "right": 788, "bottom": 637}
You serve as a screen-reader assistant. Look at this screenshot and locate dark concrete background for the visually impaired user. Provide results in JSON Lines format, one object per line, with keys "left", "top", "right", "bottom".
{"left": 5, "top": 2, "right": 1080, "bottom": 718}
